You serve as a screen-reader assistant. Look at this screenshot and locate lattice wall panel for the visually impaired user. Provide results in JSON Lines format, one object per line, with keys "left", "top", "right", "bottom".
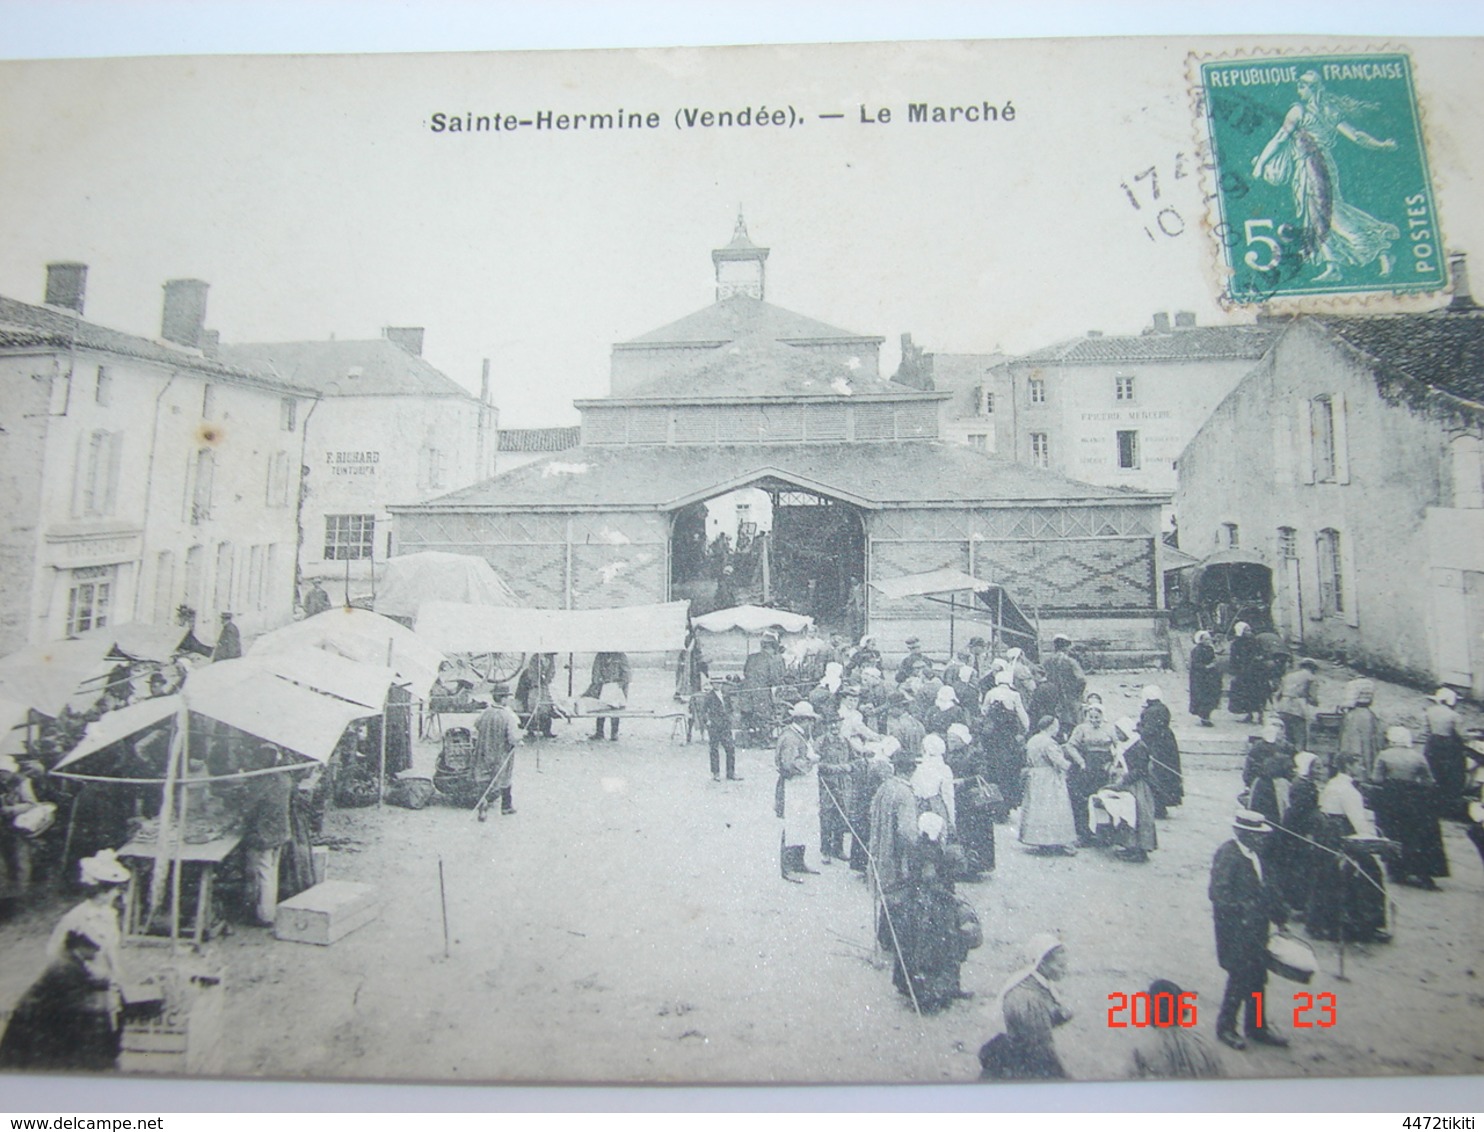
{"left": 399, "top": 511, "right": 567, "bottom": 547}
{"left": 868, "top": 539, "right": 970, "bottom": 618}
{"left": 484, "top": 543, "right": 567, "bottom": 608}
{"left": 570, "top": 545, "right": 665, "bottom": 610}
{"left": 973, "top": 538, "right": 1155, "bottom": 610}
{"left": 872, "top": 506, "right": 1158, "bottom": 542}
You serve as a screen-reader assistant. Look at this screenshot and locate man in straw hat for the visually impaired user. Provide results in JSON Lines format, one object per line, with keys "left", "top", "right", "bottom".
{"left": 1208, "top": 808, "right": 1290, "bottom": 1050}
{"left": 775, "top": 700, "right": 821, "bottom": 882}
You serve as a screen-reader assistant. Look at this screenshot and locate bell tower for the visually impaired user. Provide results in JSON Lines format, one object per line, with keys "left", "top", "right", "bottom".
{"left": 711, "top": 209, "right": 769, "bottom": 301}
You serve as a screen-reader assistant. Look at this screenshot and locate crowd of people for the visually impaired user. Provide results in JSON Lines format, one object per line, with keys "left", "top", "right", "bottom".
{"left": 743, "top": 626, "right": 1482, "bottom": 1079}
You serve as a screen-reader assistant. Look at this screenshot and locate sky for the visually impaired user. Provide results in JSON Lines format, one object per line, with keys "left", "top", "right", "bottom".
{"left": 1, "top": 6, "right": 1481, "bottom": 435}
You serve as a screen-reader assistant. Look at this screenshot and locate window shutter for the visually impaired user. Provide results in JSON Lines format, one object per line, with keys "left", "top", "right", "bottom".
{"left": 1340, "top": 528, "right": 1360, "bottom": 627}
{"left": 1296, "top": 399, "right": 1315, "bottom": 484}
{"left": 1306, "top": 534, "right": 1324, "bottom": 621}
{"left": 1332, "top": 391, "right": 1351, "bottom": 485}
{"left": 102, "top": 432, "right": 123, "bottom": 514}
{"left": 70, "top": 432, "right": 87, "bottom": 517}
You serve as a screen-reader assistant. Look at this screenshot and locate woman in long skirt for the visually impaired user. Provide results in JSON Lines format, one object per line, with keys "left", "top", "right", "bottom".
{"left": 1138, "top": 686, "right": 1184, "bottom": 817}
{"left": 1187, "top": 631, "right": 1222, "bottom": 727}
{"left": 1423, "top": 688, "right": 1468, "bottom": 820}
{"left": 1107, "top": 719, "right": 1158, "bottom": 862}
{"left": 1227, "top": 622, "right": 1268, "bottom": 723}
{"left": 1019, "top": 716, "right": 1079, "bottom": 855}
{"left": 1372, "top": 727, "right": 1449, "bottom": 889}
{"left": 1309, "top": 753, "right": 1388, "bottom": 940}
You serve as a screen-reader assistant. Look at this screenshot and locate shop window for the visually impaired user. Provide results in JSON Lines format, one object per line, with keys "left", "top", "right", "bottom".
{"left": 66, "top": 567, "right": 113, "bottom": 636}
{"left": 325, "top": 514, "right": 375, "bottom": 561}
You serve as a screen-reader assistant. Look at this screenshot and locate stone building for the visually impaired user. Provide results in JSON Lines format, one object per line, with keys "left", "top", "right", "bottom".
{"left": 935, "top": 314, "right": 1281, "bottom": 496}
{"left": 221, "top": 331, "right": 496, "bottom": 603}
{"left": 394, "top": 223, "right": 1169, "bottom": 660}
{"left": 1175, "top": 265, "right": 1484, "bottom": 696}
{"left": 0, "top": 265, "right": 312, "bottom": 652}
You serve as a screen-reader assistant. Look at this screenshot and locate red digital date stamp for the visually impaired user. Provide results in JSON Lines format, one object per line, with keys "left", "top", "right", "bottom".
{"left": 1106, "top": 990, "right": 1339, "bottom": 1028}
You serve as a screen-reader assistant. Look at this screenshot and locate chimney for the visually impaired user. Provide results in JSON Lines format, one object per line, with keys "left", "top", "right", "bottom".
{"left": 480, "top": 358, "right": 491, "bottom": 405}
{"left": 161, "top": 279, "right": 209, "bottom": 348}
{"left": 1448, "top": 252, "right": 1478, "bottom": 312}
{"left": 1174, "top": 311, "right": 1197, "bottom": 328}
{"left": 1151, "top": 312, "right": 1171, "bottom": 334}
{"left": 44, "top": 262, "right": 87, "bottom": 313}
{"left": 383, "top": 326, "right": 425, "bottom": 356}
{"left": 199, "top": 329, "right": 220, "bottom": 359}
{"left": 1087, "top": 330, "right": 1103, "bottom": 338}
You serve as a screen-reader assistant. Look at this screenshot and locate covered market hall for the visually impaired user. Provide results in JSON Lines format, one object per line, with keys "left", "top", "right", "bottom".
{"left": 393, "top": 220, "right": 1170, "bottom": 665}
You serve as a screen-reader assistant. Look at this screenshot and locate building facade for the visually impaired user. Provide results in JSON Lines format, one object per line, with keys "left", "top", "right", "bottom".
{"left": 221, "top": 332, "right": 496, "bottom": 602}
{"left": 395, "top": 224, "right": 1169, "bottom": 661}
{"left": 967, "top": 313, "right": 1281, "bottom": 496}
{"left": 0, "top": 265, "right": 312, "bottom": 652}
{"left": 1175, "top": 281, "right": 1484, "bottom": 696}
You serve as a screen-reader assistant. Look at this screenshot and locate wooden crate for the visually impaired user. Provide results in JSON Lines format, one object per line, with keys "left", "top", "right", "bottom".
{"left": 118, "top": 976, "right": 224, "bottom": 1075}
{"left": 274, "top": 880, "right": 379, "bottom": 946}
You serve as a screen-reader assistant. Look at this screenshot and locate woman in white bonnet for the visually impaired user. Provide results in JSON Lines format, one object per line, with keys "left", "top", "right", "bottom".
{"left": 1372, "top": 725, "right": 1449, "bottom": 889}
{"left": 1423, "top": 687, "right": 1468, "bottom": 817}
{"left": 979, "top": 934, "right": 1072, "bottom": 1079}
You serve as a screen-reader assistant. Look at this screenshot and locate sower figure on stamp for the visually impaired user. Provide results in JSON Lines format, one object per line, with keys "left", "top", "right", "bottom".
{"left": 1209, "top": 808, "right": 1290, "bottom": 1051}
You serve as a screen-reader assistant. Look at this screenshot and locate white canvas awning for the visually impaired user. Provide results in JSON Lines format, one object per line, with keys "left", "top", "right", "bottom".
{"left": 54, "top": 695, "right": 180, "bottom": 770}
{"left": 373, "top": 551, "right": 521, "bottom": 619}
{"left": 253, "top": 648, "right": 399, "bottom": 710}
{"left": 0, "top": 637, "right": 117, "bottom": 717}
{"left": 249, "top": 608, "right": 443, "bottom": 699}
{"left": 416, "top": 600, "right": 690, "bottom": 654}
{"left": 869, "top": 569, "right": 993, "bottom": 601}
{"left": 187, "top": 671, "right": 373, "bottom": 763}
{"left": 76, "top": 621, "right": 189, "bottom": 664}
{"left": 692, "top": 605, "right": 814, "bottom": 634}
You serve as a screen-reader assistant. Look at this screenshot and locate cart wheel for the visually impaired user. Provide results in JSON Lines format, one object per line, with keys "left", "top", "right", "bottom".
{"left": 470, "top": 652, "right": 525, "bottom": 684}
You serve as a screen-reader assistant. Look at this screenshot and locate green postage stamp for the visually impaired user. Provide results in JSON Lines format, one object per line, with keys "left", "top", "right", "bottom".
{"left": 1198, "top": 53, "right": 1444, "bottom": 304}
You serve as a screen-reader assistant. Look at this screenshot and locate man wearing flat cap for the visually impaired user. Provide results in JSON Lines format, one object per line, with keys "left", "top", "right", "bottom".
{"left": 775, "top": 700, "right": 821, "bottom": 881}
{"left": 895, "top": 637, "right": 925, "bottom": 685}
{"left": 1208, "top": 808, "right": 1291, "bottom": 1050}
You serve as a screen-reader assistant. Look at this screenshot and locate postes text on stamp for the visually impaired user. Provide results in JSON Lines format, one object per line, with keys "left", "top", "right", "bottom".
{"left": 1199, "top": 53, "right": 1443, "bottom": 304}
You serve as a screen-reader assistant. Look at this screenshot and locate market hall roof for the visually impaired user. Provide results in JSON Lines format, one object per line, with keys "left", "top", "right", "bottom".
{"left": 396, "top": 440, "right": 1160, "bottom": 514}
{"left": 0, "top": 294, "right": 311, "bottom": 394}
{"left": 1006, "top": 323, "right": 1281, "bottom": 366}
{"left": 1311, "top": 309, "right": 1484, "bottom": 409}
{"left": 496, "top": 426, "right": 582, "bottom": 452}
{"left": 583, "top": 336, "right": 938, "bottom": 404}
{"left": 218, "top": 339, "right": 475, "bottom": 399}
{"left": 620, "top": 294, "right": 883, "bottom": 349}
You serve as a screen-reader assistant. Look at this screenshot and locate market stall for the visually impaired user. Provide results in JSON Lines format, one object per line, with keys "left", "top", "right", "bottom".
{"left": 414, "top": 600, "right": 691, "bottom": 735}
{"left": 52, "top": 657, "right": 379, "bottom": 946}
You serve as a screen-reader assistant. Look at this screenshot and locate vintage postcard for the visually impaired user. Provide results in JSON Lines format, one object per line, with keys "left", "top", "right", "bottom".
{"left": 0, "top": 33, "right": 1481, "bottom": 1102}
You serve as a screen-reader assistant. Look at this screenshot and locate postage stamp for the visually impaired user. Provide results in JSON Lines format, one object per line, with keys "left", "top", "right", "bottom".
{"left": 1197, "top": 52, "right": 1445, "bottom": 304}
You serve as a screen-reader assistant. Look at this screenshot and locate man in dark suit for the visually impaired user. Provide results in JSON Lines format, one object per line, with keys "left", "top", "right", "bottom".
{"left": 698, "top": 674, "right": 740, "bottom": 782}
{"left": 1209, "top": 808, "right": 1290, "bottom": 1050}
